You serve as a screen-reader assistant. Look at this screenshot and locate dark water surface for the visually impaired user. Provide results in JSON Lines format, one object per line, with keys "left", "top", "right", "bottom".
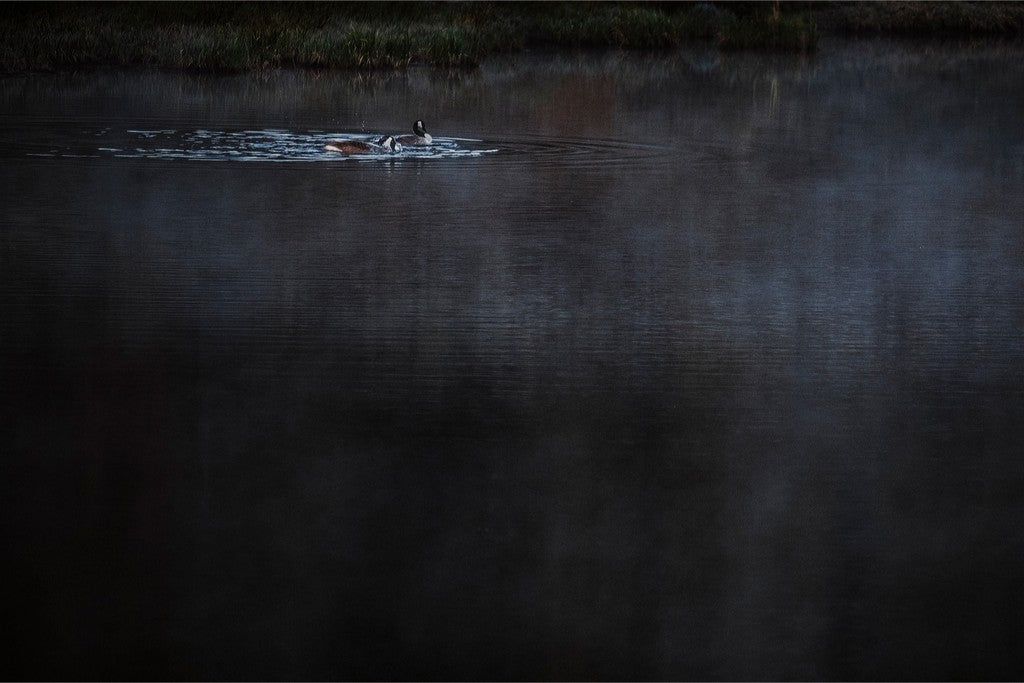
{"left": 2, "top": 41, "right": 1023, "bottom": 679}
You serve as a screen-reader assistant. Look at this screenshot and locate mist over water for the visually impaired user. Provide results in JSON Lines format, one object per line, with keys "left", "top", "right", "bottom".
{"left": 2, "top": 41, "right": 1023, "bottom": 679}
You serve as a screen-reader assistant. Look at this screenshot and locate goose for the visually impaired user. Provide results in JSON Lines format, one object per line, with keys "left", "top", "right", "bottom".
{"left": 325, "top": 136, "right": 401, "bottom": 154}
{"left": 395, "top": 120, "right": 432, "bottom": 146}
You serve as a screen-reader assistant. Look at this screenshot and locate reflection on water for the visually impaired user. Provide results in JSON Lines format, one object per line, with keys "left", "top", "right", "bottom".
{"left": 2, "top": 41, "right": 1024, "bottom": 680}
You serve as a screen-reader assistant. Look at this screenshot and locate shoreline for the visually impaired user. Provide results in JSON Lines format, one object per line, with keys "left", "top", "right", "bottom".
{"left": 2, "top": 2, "right": 1022, "bottom": 75}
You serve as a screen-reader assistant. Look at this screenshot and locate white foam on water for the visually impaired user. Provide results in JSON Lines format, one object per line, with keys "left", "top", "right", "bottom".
{"left": 98, "top": 128, "right": 500, "bottom": 162}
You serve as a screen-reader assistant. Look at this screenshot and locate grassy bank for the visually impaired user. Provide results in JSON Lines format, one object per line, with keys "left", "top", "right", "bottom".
{"left": 0, "top": 1, "right": 820, "bottom": 73}
{"left": 5, "top": 2, "right": 1021, "bottom": 74}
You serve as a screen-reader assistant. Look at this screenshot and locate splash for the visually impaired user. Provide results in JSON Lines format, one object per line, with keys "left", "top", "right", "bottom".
{"left": 98, "top": 129, "right": 498, "bottom": 162}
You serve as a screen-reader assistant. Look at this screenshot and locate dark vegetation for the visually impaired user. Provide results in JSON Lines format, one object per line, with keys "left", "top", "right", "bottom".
{"left": 1, "top": 2, "right": 1021, "bottom": 74}
{"left": 819, "top": 1, "right": 1024, "bottom": 37}
{"left": 0, "top": 1, "right": 818, "bottom": 73}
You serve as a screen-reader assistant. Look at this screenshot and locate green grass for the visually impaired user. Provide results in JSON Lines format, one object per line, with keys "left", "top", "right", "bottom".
{"left": 0, "top": 1, "right": 823, "bottom": 73}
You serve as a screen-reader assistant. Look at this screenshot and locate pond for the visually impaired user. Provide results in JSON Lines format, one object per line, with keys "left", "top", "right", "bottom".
{"left": 2, "top": 39, "right": 1023, "bottom": 679}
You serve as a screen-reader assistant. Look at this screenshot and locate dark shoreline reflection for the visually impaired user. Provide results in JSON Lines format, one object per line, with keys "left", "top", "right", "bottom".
{"left": 2, "top": 40, "right": 1023, "bottom": 680}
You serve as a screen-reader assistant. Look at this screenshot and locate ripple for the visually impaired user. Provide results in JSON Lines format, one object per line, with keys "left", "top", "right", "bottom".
{"left": 102, "top": 128, "right": 498, "bottom": 162}
{"left": 16, "top": 127, "right": 675, "bottom": 167}
{"left": 482, "top": 132, "right": 674, "bottom": 169}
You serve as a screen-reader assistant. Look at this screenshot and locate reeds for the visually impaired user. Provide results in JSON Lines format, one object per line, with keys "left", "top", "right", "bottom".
{"left": 0, "top": 1, "right": 825, "bottom": 73}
